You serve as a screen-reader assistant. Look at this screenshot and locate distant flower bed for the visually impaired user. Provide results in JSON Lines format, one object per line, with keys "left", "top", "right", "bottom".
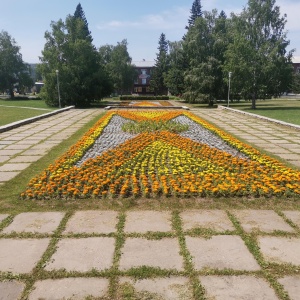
{"left": 21, "top": 110, "right": 300, "bottom": 200}
{"left": 120, "top": 100, "right": 173, "bottom": 107}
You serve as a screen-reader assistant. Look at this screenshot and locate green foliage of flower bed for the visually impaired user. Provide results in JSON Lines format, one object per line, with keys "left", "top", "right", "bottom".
{"left": 120, "top": 96, "right": 169, "bottom": 101}
{"left": 122, "top": 120, "right": 189, "bottom": 134}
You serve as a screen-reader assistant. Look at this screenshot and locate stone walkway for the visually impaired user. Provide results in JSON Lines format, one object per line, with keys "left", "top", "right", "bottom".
{"left": 0, "top": 210, "right": 300, "bottom": 299}
{"left": 190, "top": 107, "right": 300, "bottom": 168}
{"left": 0, "top": 107, "right": 300, "bottom": 299}
{"left": 0, "top": 109, "right": 103, "bottom": 184}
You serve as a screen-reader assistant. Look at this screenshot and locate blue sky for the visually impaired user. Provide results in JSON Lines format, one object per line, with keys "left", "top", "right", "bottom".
{"left": 0, "top": 0, "right": 299, "bottom": 63}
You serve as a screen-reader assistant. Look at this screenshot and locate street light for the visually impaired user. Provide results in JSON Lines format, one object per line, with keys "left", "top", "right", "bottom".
{"left": 227, "top": 72, "right": 232, "bottom": 107}
{"left": 55, "top": 70, "right": 61, "bottom": 108}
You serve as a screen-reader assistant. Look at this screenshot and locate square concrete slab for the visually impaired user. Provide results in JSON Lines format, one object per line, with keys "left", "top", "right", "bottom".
{"left": 180, "top": 210, "right": 235, "bottom": 232}
{"left": 45, "top": 237, "right": 115, "bottom": 272}
{"left": 278, "top": 276, "right": 300, "bottom": 300}
{"left": 0, "top": 214, "right": 9, "bottom": 224}
{"left": 0, "top": 163, "right": 31, "bottom": 171}
{"left": 0, "top": 156, "right": 10, "bottom": 163}
{"left": 283, "top": 211, "right": 300, "bottom": 227}
{"left": 118, "top": 277, "right": 193, "bottom": 300}
{"left": 0, "top": 172, "right": 19, "bottom": 182}
{"left": 8, "top": 155, "right": 42, "bottom": 163}
{"left": 258, "top": 237, "right": 300, "bottom": 265}
{"left": 0, "top": 280, "right": 26, "bottom": 300}
{"left": 28, "top": 278, "right": 109, "bottom": 300}
{"left": 64, "top": 210, "right": 118, "bottom": 234}
{"left": 119, "top": 238, "right": 183, "bottom": 271}
{"left": 2, "top": 212, "right": 65, "bottom": 234}
{"left": 186, "top": 236, "right": 260, "bottom": 271}
{"left": 200, "top": 276, "right": 278, "bottom": 300}
{"left": 124, "top": 211, "right": 173, "bottom": 233}
{"left": 0, "top": 239, "right": 50, "bottom": 273}
{"left": 232, "top": 210, "right": 294, "bottom": 233}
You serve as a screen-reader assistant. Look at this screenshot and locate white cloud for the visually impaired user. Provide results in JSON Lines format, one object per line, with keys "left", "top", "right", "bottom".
{"left": 96, "top": 6, "right": 189, "bottom": 31}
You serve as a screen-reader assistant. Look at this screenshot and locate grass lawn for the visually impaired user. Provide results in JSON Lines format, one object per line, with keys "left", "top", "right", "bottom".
{"left": 221, "top": 98, "right": 300, "bottom": 126}
{"left": 0, "top": 99, "right": 56, "bottom": 126}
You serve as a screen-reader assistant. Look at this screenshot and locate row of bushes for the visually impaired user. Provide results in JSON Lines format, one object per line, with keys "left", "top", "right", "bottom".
{"left": 120, "top": 96, "right": 170, "bottom": 101}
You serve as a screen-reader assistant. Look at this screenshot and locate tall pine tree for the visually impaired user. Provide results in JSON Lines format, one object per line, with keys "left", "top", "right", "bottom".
{"left": 150, "top": 33, "right": 169, "bottom": 95}
{"left": 186, "top": 0, "right": 203, "bottom": 29}
{"left": 73, "top": 3, "right": 93, "bottom": 42}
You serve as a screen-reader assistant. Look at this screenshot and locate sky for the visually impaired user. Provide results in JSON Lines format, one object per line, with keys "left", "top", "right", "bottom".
{"left": 0, "top": 0, "right": 300, "bottom": 64}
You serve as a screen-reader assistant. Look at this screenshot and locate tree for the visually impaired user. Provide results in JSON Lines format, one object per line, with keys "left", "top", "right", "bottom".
{"left": 73, "top": 3, "right": 93, "bottom": 43}
{"left": 102, "top": 40, "right": 135, "bottom": 95}
{"left": 186, "top": 0, "right": 203, "bottom": 29}
{"left": 224, "top": 0, "right": 293, "bottom": 109}
{"left": 290, "top": 72, "right": 300, "bottom": 94}
{"left": 39, "top": 4, "right": 112, "bottom": 107}
{"left": 0, "top": 31, "right": 33, "bottom": 97}
{"left": 183, "top": 10, "right": 230, "bottom": 105}
{"left": 164, "top": 41, "right": 186, "bottom": 96}
{"left": 150, "top": 33, "right": 169, "bottom": 95}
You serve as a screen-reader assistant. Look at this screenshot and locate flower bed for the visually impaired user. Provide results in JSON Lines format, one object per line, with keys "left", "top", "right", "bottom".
{"left": 21, "top": 110, "right": 300, "bottom": 199}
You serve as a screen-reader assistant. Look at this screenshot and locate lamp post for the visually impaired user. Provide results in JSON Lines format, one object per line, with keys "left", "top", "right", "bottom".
{"left": 227, "top": 72, "right": 232, "bottom": 107}
{"left": 55, "top": 70, "right": 61, "bottom": 108}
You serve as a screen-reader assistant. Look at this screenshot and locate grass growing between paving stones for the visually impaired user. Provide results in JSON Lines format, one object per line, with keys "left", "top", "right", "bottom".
{"left": 226, "top": 211, "right": 298, "bottom": 300}
{"left": 0, "top": 209, "right": 300, "bottom": 299}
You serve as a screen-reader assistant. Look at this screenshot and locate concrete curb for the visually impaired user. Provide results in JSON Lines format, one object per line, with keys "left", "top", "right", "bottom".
{"left": 0, "top": 106, "right": 75, "bottom": 133}
{"left": 219, "top": 105, "right": 300, "bottom": 131}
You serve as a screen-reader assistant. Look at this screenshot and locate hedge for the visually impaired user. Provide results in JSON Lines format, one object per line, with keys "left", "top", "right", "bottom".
{"left": 120, "top": 96, "right": 169, "bottom": 101}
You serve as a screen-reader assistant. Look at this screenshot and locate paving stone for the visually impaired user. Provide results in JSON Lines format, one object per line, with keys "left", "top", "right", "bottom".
{"left": 64, "top": 210, "right": 118, "bottom": 234}
{"left": 283, "top": 211, "right": 300, "bottom": 227}
{"left": 8, "top": 155, "right": 42, "bottom": 163}
{"left": 124, "top": 211, "right": 172, "bottom": 233}
{"left": 232, "top": 210, "right": 294, "bottom": 233}
{"left": 118, "top": 277, "right": 193, "bottom": 300}
{"left": 276, "top": 153, "right": 300, "bottom": 160}
{"left": 28, "top": 278, "right": 109, "bottom": 300}
{"left": 200, "top": 275, "right": 278, "bottom": 300}
{"left": 119, "top": 238, "right": 183, "bottom": 271}
{"left": 21, "top": 149, "right": 47, "bottom": 156}
{"left": 0, "top": 171, "right": 19, "bottom": 182}
{"left": 45, "top": 237, "right": 115, "bottom": 272}
{"left": 0, "top": 214, "right": 9, "bottom": 223}
{"left": 0, "top": 239, "right": 50, "bottom": 273}
{"left": 0, "top": 156, "right": 10, "bottom": 163}
{"left": 0, "top": 149, "right": 21, "bottom": 156}
{"left": 0, "top": 163, "right": 31, "bottom": 171}
{"left": 258, "top": 237, "right": 300, "bottom": 265}
{"left": 289, "top": 160, "right": 300, "bottom": 168}
{"left": 278, "top": 276, "right": 300, "bottom": 300}
{"left": 180, "top": 210, "right": 235, "bottom": 232}
{"left": 2, "top": 212, "right": 65, "bottom": 234}
{"left": 186, "top": 235, "right": 260, "bottom": 271}
{"left": 0, "top": 280, "right": 26, "bottom": 300}
{"left": 4, "top": 144, "right": 31, "bottom": 150}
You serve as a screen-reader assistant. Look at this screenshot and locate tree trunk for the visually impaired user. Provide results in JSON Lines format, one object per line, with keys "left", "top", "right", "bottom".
{"left": 9, "top": 89, "right": 14, "bottom": 99}
{"left": 251, "top": 92, "right": 256, "bottom": 109}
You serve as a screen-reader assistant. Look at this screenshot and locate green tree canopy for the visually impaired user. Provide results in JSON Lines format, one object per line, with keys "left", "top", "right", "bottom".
{"left": 150, "top": 33, "right": 169, "bottom": 95}
{"left": 183, "top": 10, "right": 230, "bottom": 105}
{"left": 224, "top": 0, "right": 293, "bottom": 108}
{"left": 39, "top": 5, "right": 112, "bottom": 107}
{"left": 100, "top": 40, "right": 135, "bottom": 95}
{"left": 0, "top": 31, "right": 33, "bottom": 98}
{"left": 164, "top": 41, "right": 186, "bottom": 96}
{"left": 186, "top": 0, "right": 203, "bottom": 29}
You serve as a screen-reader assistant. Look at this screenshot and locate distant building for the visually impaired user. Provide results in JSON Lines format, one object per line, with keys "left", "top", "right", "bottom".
{"left": 292, "top": 56, "right": 300, "bottom": 74}
{"left": 132, "top": 60, "right": 155, "bottom": 95}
